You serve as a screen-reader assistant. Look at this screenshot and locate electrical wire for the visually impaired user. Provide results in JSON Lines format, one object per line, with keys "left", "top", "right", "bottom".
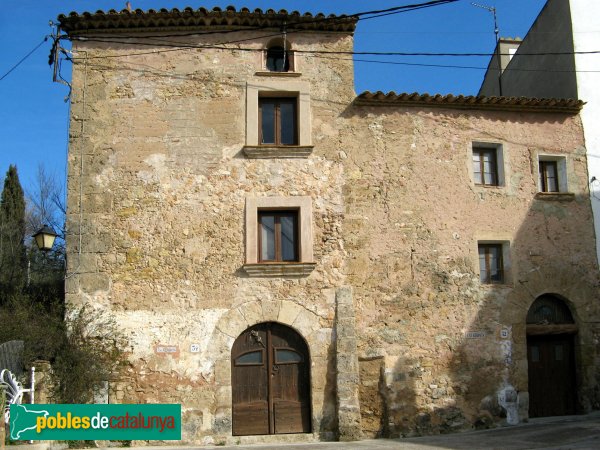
{"left": 56, "top": 0, "right": 460, "bottom": 58}
{"left": 67, "top": 35, "right": 600, "bottom": 60}
{"left": 0, "top": 37, "right": 49, "bottom": 81}
{"left": 56, "top": 0, "right": 459, "bottom": 41}
{"left": 358, "top": 0, "right": 458, "bottom": 21}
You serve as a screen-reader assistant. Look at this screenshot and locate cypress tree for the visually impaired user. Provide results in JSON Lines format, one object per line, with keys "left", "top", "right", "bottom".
{"left": 0, "top": 165, "right": 27, "bottom": 301}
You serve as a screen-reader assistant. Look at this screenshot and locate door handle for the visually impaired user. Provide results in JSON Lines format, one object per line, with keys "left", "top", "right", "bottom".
{"left": 272, "top": 364, "right": 279, "bottom": 375}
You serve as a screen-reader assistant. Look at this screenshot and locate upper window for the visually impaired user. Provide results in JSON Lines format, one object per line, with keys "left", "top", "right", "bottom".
{"left": 266, "top": 46, "right": 290, "bottom": 72}
{"left": 537, "top": 155, "right": 568, "bottom": 193}
{"left": 264, "top": 38, "right": 293, "bottom": 72}
{"left": 472, "top": 147, "right": 499, "bottom": 186}
{"left": 258, "top": 210, "right": 298, "bottom": 262}
{"left": 478, "top": 243, "right": 504, "bottom": 284}
{"left": 539, "top": 160, "right": 559, "bottom": 192}
{"left": 259, "top": 97, "right": 297, "bottom": 146}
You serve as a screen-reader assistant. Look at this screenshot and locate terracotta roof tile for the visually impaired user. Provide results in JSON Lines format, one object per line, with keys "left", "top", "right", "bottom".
{"left": 355, "top": 91, "right": 584, "bottom": 113}
{"left": 58, "top": 6, "right": 357, "bottom": 35}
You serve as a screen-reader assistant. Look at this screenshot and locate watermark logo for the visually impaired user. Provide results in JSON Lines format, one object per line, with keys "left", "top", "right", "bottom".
{"left": 9, "top": 404, "right": 181, "bottom": 440}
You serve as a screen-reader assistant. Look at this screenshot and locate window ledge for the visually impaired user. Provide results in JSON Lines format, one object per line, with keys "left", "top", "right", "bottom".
{"left": 480, "top": 283, "right": 513, "bottom": 288}
{"left": 255, "top": 71, "right": 302, "bottom": 77}
{"left": 474, "top": 184, "right": 504, "bottom": 189}
{"left": 243, "top": 262, "right": 316, "bottom": 277}
{"left": 534, "top": 192, "right": 575, "bottom": 202}
{"left": 243, "top": 145, "right": 314, "bottom": 159}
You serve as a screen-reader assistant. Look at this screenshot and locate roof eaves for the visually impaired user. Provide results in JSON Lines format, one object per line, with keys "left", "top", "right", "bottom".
{"left": 58, "top": 6, "right": 357, "bottom": 35}
{"left": 354, "top": 91, "right": 584, "bottom": 114}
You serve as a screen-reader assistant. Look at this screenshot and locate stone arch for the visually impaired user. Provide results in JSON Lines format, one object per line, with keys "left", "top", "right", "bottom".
{"left": 208, "top": 299, "right": 326, "bottom": 435}
{"left": 526, "top": 293, "right": 576, "bottom": 326}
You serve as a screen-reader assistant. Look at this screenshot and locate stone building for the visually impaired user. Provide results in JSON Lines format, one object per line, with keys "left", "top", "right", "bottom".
{"left": 58, "top": 6, "right": 600, "bottom": 444}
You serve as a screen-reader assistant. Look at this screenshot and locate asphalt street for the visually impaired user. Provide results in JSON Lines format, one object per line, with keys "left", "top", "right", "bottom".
{"left": 110, "top": 412, "right": 600, "bottom": 450}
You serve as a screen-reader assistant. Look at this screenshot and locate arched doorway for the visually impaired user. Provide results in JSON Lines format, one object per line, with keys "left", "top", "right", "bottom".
{"left": 231, "top": 322, "right": 311, "bottom": 436}
{"left": 526, "top": 295, "right": 578, "bottom": 417}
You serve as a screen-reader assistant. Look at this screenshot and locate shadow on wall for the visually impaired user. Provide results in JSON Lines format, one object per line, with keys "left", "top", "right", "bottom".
{"left": 356, "top": 193, "right": 600, "bottom": 438}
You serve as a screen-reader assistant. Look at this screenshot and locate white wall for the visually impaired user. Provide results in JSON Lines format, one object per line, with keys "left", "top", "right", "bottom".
{"left": 570, "top": 0, "right": 600, "bottom": 266}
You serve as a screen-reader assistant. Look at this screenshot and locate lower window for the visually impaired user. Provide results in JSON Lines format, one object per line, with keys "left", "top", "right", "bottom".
{"left": 478, "top": 243, "right": 504, "bottom": 284}
{"left": 258, "top": 210, "right": 298, "bottom": 262}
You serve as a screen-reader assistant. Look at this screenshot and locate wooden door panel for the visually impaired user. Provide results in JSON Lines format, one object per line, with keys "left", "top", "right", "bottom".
{"left": 527, "top": 334, "right": 576, "bottom": 417}
{"left": 273, "top": 400, "right": 311, "bottom": 434}
{"left": 233, "top": 401, "right": 269, "bottom": 435}
{"left": 232, "top": 325, "right": 269, "bottom": 436}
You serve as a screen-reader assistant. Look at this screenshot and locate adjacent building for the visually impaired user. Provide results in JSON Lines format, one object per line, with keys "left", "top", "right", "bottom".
{"left": 480, "top": 0, "right": 600, "bottom": 267}
{"left": 58, "top": 6, "right": 600, "bottom": 444}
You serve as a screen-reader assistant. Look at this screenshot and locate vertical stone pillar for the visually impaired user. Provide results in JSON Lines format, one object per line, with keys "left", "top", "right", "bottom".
{"left": 335, "top": 286, "right": 362, "bottom": 441}
{"left": 33, "top": 360, "right": 52, "bottom": 404}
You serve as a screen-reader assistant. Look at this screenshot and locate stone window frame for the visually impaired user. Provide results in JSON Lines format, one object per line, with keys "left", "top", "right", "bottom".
{"left": 475, "top": 237, "right": 512, "bottom": 286}
{"left": 535, "top": 153, "right": 571, "bottom": 194}
{"left": 243, "top": 80, "right": 313, "bottom": 158}
{"left": 243, "top": 196, "right": 316, "bottom": 277}
{"left": 256, "top": 37, "right": 302, "bottom": 78}
{"left": 470, "top": 141, "right": 507, "bottom": 189}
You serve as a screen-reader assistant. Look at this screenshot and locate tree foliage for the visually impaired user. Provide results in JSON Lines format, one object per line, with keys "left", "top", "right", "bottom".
{"left": 0, "top": 165, "right": 27, "bottom": 299}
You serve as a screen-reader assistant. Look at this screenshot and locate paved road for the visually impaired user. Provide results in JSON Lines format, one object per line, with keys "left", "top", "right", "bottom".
{"left": 131, "top": 412, "right": 600, "bottom": 450}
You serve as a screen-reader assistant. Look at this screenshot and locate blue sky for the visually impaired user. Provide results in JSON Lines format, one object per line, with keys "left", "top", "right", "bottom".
{"left": 0, "top": 0, "right": 546, "bottom": 196}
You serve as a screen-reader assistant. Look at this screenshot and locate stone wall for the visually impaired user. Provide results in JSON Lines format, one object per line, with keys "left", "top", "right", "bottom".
{"left": 66, "top": 30, "right": 354, "bottom": 443}
{"left": 65, "top": 23, "right": 600, "bottom": 443}
{"left": 339, "top": 105, "right": 600, "bottom": 436}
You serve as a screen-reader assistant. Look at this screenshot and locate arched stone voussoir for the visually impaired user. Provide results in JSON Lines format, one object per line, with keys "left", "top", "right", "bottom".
{"left": 293, "top": 307, "right": 324, "bottom": 338}
{"left": 207, "top": 301, "right": 268, "bottom": 363}
{"left": 305, "top": 327, "right": 333, "bottom": 358}
{"left": 277, "top": 300, "right": 306, "bottom": 327}
{"left": 503, "top": 266, "right": 594, "bottom": 324}
{"left": 237, "top": 300, "right": 265, "bottom": 328}
{"left": 216, "top": 308, "right": 250, "bottom": 338}
{"left": 206, "top": 329, "right": 235, "bottom": 364}
{"left": 262, "top": 300, "right": 282, "bottom": 322}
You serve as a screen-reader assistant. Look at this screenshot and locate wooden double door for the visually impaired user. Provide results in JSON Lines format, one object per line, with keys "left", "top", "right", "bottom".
{"left": 527, "top": 334, "right": 576, "bottom": 417}
{"left": 232, "top": 322, "right": 311, "bottom": 435}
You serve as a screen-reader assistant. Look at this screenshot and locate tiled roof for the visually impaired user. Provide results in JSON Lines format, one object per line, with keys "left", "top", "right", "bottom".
{"left": 355, "top": 91, "right": 584, "bottom": 113}
{"left": 58, "top": 6, "right": 357, "bottom": 35}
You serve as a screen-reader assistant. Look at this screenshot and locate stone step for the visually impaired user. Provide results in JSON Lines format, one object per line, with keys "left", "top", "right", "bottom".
{"left": 228, "top": 432, "right": 319, "bottom": 446}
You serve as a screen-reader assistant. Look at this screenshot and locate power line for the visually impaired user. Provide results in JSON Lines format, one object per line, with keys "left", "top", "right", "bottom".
{"left": 54, "top": 0, "right": 461, "bottom": 62}
{"left": 74, "top": 52, "right": 600, "bottom": 76}
{"left": 358, "top": 0, "right": 458, "bottom": 21}
{"left": 0, "top": 37, "right": 49, "bottom": 81}
{"left": 67, "top": 35, "right": 600, "bottom": 60}
{"left": 352, "top": 57, "right": 600, "bottom": 72}
{"left": 57, "top": 0, "right": 459, "bottom": 41}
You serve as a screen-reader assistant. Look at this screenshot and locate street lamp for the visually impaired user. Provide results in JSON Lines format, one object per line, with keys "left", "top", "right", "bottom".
{"left": 32, "top": 224, "right": 58, "bottom": 251}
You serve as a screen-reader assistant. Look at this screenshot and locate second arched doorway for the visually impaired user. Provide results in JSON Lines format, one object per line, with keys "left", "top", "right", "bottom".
{"left": 231, "top": 322, "right": 311, "bottom": 436}
{"left": 526, "top": 294, "right": 578, "bottom": 417}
